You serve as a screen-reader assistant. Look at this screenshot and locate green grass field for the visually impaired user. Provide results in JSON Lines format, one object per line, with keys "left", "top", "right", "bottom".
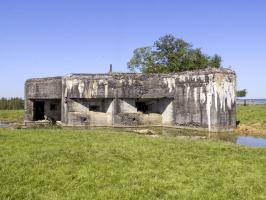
{"left": 0, "top": 110, "right": 24, "bottom": 123}
{"left": 0, "top": 107, "right": 265, "bottom": 199}
{"left": 237, "top": 105, "right": 266, "bottom": 130}
{"left": 0, "top": 128, "right": 265, "bottom": 200}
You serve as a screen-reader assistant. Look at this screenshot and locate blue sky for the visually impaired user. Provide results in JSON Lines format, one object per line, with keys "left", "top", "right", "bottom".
{"left": 0, "top": 0, "right": 265, "bottom": 98}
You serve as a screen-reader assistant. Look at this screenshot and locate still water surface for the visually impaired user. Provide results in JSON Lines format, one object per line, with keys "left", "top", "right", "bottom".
{"left": 236, "top": 136, "right": 266, "bottom": 147}
{"left": 162, "top": 128, "right": 266, "bottom": 147}
{"left": 0, "top": 123, "right": 8, "bottom": 128}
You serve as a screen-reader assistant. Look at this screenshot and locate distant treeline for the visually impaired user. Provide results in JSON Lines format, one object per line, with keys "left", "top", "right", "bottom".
{"left": 0, "top": 98, "right": 24, "bottom": 110}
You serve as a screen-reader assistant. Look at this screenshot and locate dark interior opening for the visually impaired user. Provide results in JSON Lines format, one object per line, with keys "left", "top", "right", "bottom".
{"left": 50, "top": 104, "right": 57, "bottom": 111}
{"left": 135, "top": 98, "right": 173, "bottom": 114}
{"left": 81, "top": 117, "right": 87, "bottom": 122}
{"left": 34, "top": 101, "right": 45, "bottom": 120}
{"left": 136, "top": 102, "right": 149, "bottom": 113}
{"left": 89, "top": 105, "right": 100, "bottom": 112}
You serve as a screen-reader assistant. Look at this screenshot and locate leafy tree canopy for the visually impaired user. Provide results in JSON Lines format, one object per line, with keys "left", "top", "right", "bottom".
{"left": 237, "top": 89, "right": 247, "bottom": 98}
{"left": 127, "top": 35, "right": 221, "bottom": 73}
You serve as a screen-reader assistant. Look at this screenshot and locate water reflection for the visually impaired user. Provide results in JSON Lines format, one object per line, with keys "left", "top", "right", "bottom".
{"left": 159, "top": 127, "right": 266, "bottom": 147}
{"left": 236, "top": 136, "right": 266, "bottom": 147}
{"left": 0, "top": 123, "right": 8, "bottom": 128}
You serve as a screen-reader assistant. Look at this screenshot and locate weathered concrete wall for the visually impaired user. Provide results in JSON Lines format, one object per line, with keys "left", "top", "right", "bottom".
{"left": 119, "top": 99, "right": 137, "bottom": 113}
{"left": 25, "top": 68, "right": 236, "bottom": 131}
{"left": 171, "top": 71, "right": 236, "bottom": 131}
{"left": 24, "top": 77, "right": 62, "bottom": 121}
{"left": 25, "top": 77, "right": 62, "bottom": 99}
{"left": 65, "top": 98, "right": 113, "bottom": 126}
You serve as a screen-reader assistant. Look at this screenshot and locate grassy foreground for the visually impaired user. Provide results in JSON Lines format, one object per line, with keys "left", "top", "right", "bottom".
{"left": 0, "top": 128, "right": 265, "bottom": 200}
{"left": 0, "top": 109, "right": 24, "bottom": 123}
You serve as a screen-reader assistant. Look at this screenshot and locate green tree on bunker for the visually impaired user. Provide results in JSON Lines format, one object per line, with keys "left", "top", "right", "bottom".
{"left": 128, "top": 34, "right": 222, "bottom": 73}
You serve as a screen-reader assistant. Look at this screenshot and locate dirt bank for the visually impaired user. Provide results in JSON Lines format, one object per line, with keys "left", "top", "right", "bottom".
{"left": 236, "top": 124, "right": 266, "bottom": 136}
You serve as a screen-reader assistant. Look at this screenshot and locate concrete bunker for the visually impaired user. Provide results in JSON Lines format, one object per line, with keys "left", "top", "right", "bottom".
{"left": 25, "top": 68, "right": 236, "bottom": 132}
